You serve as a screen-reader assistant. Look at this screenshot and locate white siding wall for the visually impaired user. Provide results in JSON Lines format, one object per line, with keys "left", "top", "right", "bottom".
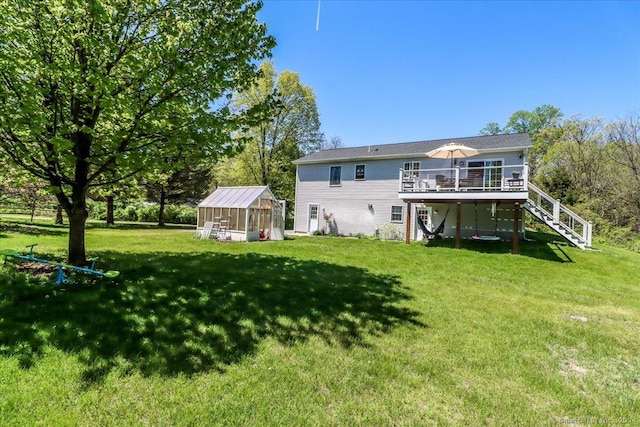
{"left": 295, "top": 157, "right": 422, "bottom": 236}
{"left": 294, "top": 152, "right": 526, "bottom": 239}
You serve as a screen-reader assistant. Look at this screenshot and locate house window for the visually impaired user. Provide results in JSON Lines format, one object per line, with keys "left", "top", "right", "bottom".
{"left": 468, "top": 159, "right": 503, "bottom": 189}
{"left": 403, "top": 161, "right": 420, "bottom": 178}
{"left": 391, "top": 205, "right": 403, "bottom": 223}
{"left": 330, "top": 166, "right": 341, "bottom": 186}
{"left": 355, "top": 164, "right": 365, "bottom": 180}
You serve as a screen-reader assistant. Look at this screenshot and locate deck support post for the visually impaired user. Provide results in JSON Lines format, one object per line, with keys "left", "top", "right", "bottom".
{"left": 455, "top": 202, "right": 461, "bottom": 249}
{"left": 512, "top": 202, "right": 520, "bottom": 255}
{"left": 405, "top": 201, "right": 412, "bottom": 245}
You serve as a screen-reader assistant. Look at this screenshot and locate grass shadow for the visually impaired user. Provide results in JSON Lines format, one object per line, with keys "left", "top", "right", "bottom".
{"left": 0, "top": 252, "right": 422, "bottom": 384}
{"left": 84, "top": 222, "right": 194, "bottom": 231}
{"left": 423, "top": 231, "right": 574, "bottom": 263}
{"left": 2, "top": 218, "right": 194, "bottom": 234}
{"left": 0, "top": 221, "right": 68, "bottom": 237}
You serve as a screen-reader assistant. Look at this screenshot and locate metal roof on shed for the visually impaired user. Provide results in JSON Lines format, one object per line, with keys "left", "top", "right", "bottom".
{"left": 197, "top": 186, "right": 276, "bottom": 208}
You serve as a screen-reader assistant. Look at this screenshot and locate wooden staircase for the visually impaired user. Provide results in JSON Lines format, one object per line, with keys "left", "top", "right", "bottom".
{"left": 524, "top": 183, "right": 593, "bottom": 250}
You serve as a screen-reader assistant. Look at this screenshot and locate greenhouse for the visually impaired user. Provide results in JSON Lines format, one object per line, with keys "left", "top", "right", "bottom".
{"left": 196, "top": 186, "right": 285, "bottom": 241}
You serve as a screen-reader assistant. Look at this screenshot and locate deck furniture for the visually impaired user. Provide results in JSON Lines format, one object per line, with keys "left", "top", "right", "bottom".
{"left": 200, "top": 221, "right": 214, "bottom": 239}
{"left": 435, "top": 174, "right": 454, "bottom": 188}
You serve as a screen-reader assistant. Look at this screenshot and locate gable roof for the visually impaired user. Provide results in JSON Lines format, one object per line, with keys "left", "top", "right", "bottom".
{"left": 197, "top": 186, "right": 276, "bottom": 208}
{"left": 293, "top": 133, "right": 532, "bottom": 165}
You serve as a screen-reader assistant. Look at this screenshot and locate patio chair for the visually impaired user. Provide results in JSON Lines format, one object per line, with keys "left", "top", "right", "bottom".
{"left": 200, "top": 222, "right": 214, "bottom": 239}
{"left": 435, "top": 174, "right": 453, "bottom": 188}
{"left": 216, "top": 217, "right": 230, "bottom": 240}
{"left": 402, "top": 177, "right": 415, "bottom": 191}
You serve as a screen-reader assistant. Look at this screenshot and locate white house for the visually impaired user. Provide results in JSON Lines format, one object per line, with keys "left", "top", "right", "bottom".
{"left": 293, "top": 133, "right": 592, "bottom": 251}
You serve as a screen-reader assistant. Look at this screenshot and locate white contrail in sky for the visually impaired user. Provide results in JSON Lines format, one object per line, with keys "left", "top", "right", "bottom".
{"left": 316, "top": 0, "right": 321, "bottom": 31}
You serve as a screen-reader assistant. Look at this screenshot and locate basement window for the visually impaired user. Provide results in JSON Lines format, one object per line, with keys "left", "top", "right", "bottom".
{"left": 391, "top": 205, "right": 403, "bottom": 223}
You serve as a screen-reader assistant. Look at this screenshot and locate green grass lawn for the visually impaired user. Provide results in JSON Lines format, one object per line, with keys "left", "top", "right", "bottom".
{"left": 1, "top": 218, "right": 639, "bottom": 426}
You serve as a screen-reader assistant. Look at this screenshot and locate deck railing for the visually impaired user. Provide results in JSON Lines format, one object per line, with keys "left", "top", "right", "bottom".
{"left": 527, "top": 182, "right": 592, "bottom": 247}
{"left": 398, "top": 164, "right": 529, "bottom": 193}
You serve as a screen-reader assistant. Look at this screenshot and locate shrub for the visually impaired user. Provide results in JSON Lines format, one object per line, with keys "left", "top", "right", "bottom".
{"left": 378, "top": 223, "right": 404, "bottom": 241}
{"left": 114, "top": 203, "right": 141, "bottom": 222}
{"left": 86, "top": 200, "right": 107, "bottom": 220}
{"left": 136, "top": 205, "right": 159, "bottom": 223}
{"left": 163, "top": 204, "right": 196, "bottom": 224}
{"left": 83, "top": 200, "right": 197, "bottom": 225}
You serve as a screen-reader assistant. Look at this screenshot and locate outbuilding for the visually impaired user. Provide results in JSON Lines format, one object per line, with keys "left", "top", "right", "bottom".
{"left": 196, "top": 186, "right": 285, "bottom": 241}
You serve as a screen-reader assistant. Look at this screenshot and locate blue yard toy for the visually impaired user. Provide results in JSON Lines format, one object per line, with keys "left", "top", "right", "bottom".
{"left": 1, "top": 244, "right": 120, "bottom": 285}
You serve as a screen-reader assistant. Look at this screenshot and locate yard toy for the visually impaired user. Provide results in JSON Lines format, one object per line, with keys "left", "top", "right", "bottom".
{"left": 471, "top": 201, "right": 501, "bottom": 242}
{"left": 2, "top": 244, "right": 119, "bottom": 285}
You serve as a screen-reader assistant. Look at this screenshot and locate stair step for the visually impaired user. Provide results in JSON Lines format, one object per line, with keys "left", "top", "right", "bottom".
{"left": 526, "top": 190, "right": 591, "bottom": 250}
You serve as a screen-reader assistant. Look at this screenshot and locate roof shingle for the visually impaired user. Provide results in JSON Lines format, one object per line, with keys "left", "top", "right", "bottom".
{"left": 294, "top": 133, "right": 532, "bottom": 164}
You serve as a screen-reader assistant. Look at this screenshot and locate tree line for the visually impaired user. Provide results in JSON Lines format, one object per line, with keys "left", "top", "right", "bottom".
{"left": 481, "top": 106, "right": 640, "bottom": 242}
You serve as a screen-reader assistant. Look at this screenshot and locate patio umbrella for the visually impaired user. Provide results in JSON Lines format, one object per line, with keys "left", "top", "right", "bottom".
{"left": 426, "top": 142, "right": 480, "bottom": 169}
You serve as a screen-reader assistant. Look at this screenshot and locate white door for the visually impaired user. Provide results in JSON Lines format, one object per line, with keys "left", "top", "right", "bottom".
{"left": 308, "top": 204, "right": 319, "bottom": 233}
{"left": 415, "top": 207, "right": 433, "bottom": 240}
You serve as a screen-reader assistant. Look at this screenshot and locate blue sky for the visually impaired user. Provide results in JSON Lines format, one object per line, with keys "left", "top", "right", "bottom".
{"left": 258, "top": 0, "right": 640, "bottom": 147}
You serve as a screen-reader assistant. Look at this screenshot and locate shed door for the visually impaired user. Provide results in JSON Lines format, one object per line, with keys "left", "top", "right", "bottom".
{"left": 308, "top": 204, "right": 319, "bottom": 233}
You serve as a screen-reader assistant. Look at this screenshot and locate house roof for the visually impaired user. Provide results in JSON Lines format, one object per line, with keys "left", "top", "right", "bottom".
{"left": 293, "top": 133, "right": 532, "bottom": 164}
{"left": 197, "top": 186, "right": 276, "bottom": 208}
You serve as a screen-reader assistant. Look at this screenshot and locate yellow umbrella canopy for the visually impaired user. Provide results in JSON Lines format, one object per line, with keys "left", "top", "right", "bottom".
{"left": 426, "top": 142, "right": 479, "bottom": 159}
{"left": 426, "top": 142, "right": 479, "bottom": 169}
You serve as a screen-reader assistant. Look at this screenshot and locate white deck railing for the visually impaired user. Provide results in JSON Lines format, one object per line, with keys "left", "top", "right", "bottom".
{"left": 398, "top": 164, "right": 529, "bottom": 193}
{"left": 527, "top": 182, "right": 592, "bottom": 247}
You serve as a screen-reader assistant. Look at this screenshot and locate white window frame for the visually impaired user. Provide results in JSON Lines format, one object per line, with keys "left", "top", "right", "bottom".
{"left": 403, "top": 161, "right": 420, "bottom": 178}
{"left": 329, "top": 165, "right": 342, "bottom": 187}
{"left": 355, "top": 163, "right": 366, "bottom": 181}
{"left": 468, "top": 158, "right": 504, "bottom": 188}
{"left": 391, "top": 205, "right": 404, "bottom": 223}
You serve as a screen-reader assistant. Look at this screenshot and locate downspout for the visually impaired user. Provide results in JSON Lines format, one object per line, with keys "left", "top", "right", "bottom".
{"left": 293, "top": 164, "right": 299, "bottom": 232}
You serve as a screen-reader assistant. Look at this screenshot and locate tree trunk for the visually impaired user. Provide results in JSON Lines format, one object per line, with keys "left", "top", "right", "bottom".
{"left": 106, "top": 195, "right": 115, "bottom": 226}
{"left": 158, "top": 185, "right": 166, "bottom": 226}
{"left": 55, "top": 204, "right": 64, "bottom": 224}
{"left": 67, "top": 204, "right": 88, "bottom": 265}
{"left": 61, "top": 185, "right": 89, "bottom": 266}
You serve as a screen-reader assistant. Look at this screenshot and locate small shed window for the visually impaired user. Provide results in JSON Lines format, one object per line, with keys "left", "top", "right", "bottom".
{"left": 355, "top": 164, "right": 365, "bottom": 180}
{"left": 330, "top": 166, "right": 341, "bottom": 186}
{"left": 391, "top": 205, "right": 403, "bottom": 223}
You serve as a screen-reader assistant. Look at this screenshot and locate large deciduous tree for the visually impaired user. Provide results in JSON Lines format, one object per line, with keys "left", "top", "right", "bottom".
{"left": 479, "top": 105, "right": 564, "bottom": 176}
{"left": 0, "top": 0, "right": 274, "bottom": 264}
{"left": 143, "top": 140, "right": 215, "bottom": 226}
{"left": 478, "top": 122, "right": 502, "bottom": 136}
{"left": 504, "top": 104, "right": 564, "bottom": 174}
{"left": 607, "top": 112, "right": 640, "bottom": 231}
{"left": 215, "top": 61, "right": 322, "bottom": 207}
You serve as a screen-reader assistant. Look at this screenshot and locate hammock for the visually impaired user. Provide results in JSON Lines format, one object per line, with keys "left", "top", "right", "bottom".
{"left": 416, "top": 206, "right": 450, "bottom": 238}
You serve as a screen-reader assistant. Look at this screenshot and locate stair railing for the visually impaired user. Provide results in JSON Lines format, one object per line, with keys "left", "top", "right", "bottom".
{"left": 528, "top": 183, "right": 592, "bottom": 248}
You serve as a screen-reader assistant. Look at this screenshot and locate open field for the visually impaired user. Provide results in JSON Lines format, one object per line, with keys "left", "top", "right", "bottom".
{"left": 1, "top": 218, "right": 639, "bottom": 425}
